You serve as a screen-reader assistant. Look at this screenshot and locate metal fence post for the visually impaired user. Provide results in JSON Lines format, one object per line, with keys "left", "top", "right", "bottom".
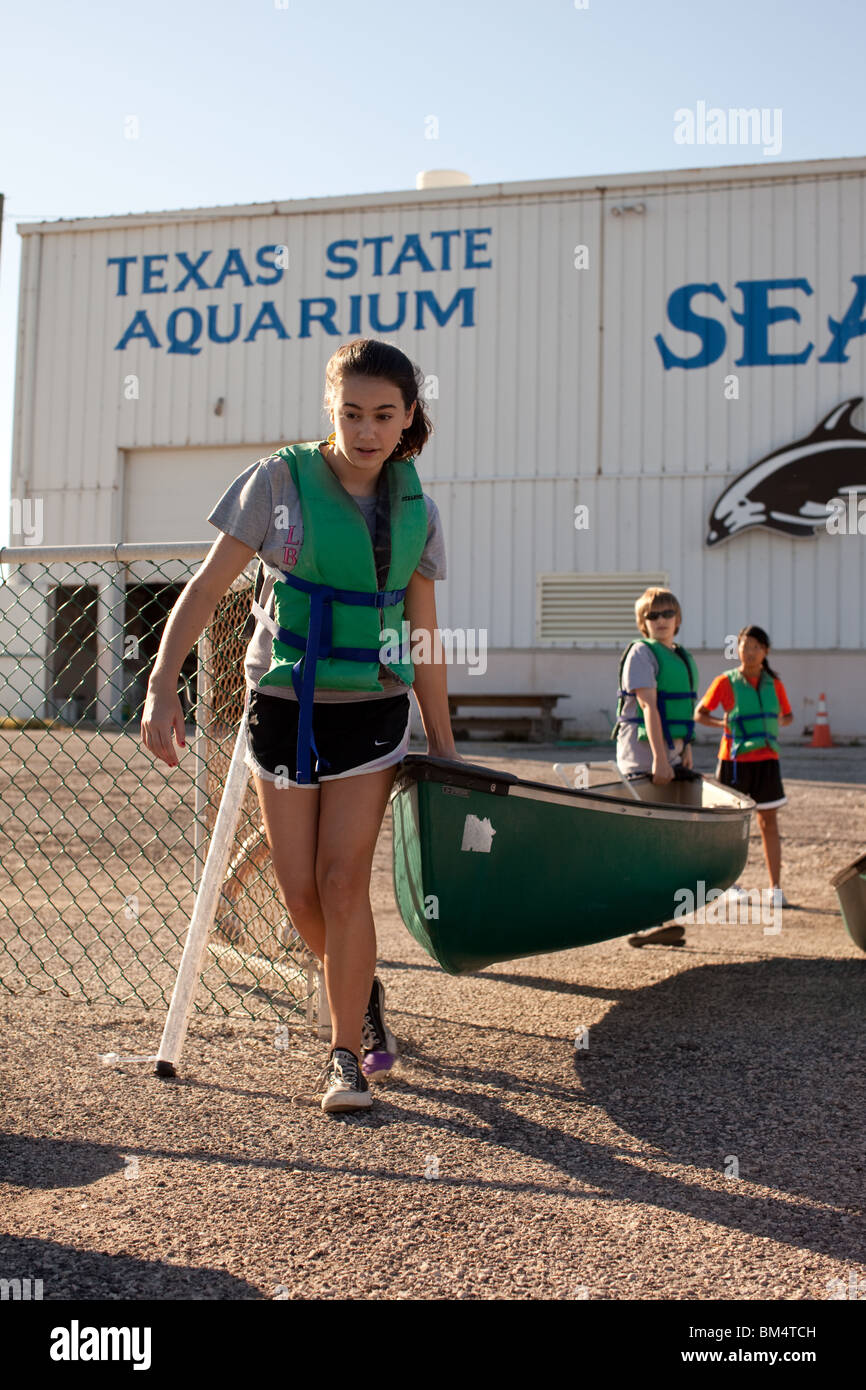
{"left": 96, "top": 560, "right": 126, "bottom": 725}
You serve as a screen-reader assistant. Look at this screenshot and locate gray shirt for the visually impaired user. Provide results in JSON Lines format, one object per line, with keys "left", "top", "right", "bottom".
{"left": 615, "top": 640, "right": 685, "bottom": 776}
{"left": 206, "top": 443, "right": 447, "bottom": 702}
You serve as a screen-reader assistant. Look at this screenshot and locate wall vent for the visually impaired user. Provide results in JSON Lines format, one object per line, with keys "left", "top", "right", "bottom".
{"left": 536, "top": 572, "right": 669, "bottom": 645}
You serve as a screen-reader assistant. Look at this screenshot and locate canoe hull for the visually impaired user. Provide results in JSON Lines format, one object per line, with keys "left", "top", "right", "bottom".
{"left": 830, "top": 851, "right": 866, "bottom": 953}
{"left": 391, "top": 757, "right": 753, "bottom": 975}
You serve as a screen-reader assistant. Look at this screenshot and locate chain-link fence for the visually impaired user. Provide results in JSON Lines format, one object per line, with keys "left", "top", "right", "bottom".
{"left": 0, "top": 543, "right": 314, "bottom": 1023}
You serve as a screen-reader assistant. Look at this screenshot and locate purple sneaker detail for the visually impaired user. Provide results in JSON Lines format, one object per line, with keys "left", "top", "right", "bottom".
{"left": 361, "top": 1049, "right": 396, "bottom": 1079}
{"left": 361, "top": 976, "right": 399, "bottom": 1080}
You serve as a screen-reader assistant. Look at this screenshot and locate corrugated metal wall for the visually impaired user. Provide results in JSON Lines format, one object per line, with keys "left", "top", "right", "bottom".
{"left": 599, "top": 168, "right": 866, "bottom": 652}
{"left": 12, "top": 162, "right": 866, "bottom": 656}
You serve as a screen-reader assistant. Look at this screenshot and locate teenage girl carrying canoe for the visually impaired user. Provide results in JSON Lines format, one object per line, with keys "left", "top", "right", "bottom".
{"left": 694, "top": 625, "right": 794, "bottom": 906}
{"left": 142, "top": 338, "right": 457, "bottom": 1113}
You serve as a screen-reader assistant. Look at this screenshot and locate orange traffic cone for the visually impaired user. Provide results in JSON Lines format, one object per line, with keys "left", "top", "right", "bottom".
{"left": 810, "top": 693, "right": 834, "bottom": 748}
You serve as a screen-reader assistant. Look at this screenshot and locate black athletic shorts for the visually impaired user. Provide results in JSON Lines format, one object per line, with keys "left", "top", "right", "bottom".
{"left": 715, "top": 757, "right": 786, "bottom": 809}
{"left": 243, "top": 688, "right": 411, "bottom": 787}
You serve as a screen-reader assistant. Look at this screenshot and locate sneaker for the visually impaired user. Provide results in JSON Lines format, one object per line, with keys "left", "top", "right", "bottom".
{"left": 724, "top": 882, "right": 750, "bottom": 903}
{"left": 627, "top": 923, "right": 686, "bottom": 948}
{"left": 771, "top": 887, "right": 793, "bottom": 908}
{"left": 361, "top": 975, "right": 399, "bottom": 1081}
{"left": 316, "top": 1047, "right": 372, "bottom": 1113}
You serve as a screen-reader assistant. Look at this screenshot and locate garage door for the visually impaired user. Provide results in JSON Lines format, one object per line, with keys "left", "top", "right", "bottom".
{"left": 123, "top": 443, "right": 286, "bottom": 543}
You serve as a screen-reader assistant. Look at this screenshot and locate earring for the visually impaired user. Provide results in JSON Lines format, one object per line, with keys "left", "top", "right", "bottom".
{"left": 328, "top": 430, "right": 336, "bottom": 444}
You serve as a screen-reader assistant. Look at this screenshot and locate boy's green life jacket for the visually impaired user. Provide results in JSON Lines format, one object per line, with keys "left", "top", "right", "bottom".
{"left": 250, "top": 441, "right": 428, "bottom": 783}
{"left": 613, "top": 638, "right": 699, "bottom": 749}
{"left": 726, "top": 668, "right": 780, "bottom": 758}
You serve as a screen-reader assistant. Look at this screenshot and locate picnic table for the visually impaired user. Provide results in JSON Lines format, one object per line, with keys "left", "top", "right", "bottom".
{"left": 447, "top": 692, "right": 567, "bottom": 743}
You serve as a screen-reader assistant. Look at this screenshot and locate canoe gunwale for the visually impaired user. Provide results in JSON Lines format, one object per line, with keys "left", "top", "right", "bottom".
{"left": 392, "top": 754, "right": 755, "bottom": 823}
{"left": 829, "top": 849, "right": 866, "bottom": 889}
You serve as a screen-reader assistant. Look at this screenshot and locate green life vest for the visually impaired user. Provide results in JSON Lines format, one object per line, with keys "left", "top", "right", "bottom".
{"left": 614, "top": 638, "right": 698, "bottom": 748}
{"left": 727, "top": 669, "right": 780, "bottom": 756}
{"left": 257, "top": 442, "right": 428, "bottom": 693}
{"left": 250, "top": 441, "right": 428, "bottom": 782}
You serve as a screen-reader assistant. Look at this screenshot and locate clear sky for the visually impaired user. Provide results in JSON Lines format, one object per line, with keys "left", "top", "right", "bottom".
{"left": 1, "top": 0, "right": 863, "bottom": 543}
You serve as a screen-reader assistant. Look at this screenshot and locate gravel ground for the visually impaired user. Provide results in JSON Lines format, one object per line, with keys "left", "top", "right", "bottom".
{"left": 1, "top": 741, "right": 864, "bottom": 1301}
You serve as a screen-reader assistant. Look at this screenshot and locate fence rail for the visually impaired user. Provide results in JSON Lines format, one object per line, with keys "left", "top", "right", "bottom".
{"left": 0, "top": 542, "right": 313, "bottom": 1023}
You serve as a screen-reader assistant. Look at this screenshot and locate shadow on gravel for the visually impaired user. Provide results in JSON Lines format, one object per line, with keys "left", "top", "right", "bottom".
{"left": 4, "top": 963, "right": 861, "bottom": 1279}
{"left": 0, "top": 1233, "right": 262, "bottom": 1299}
{"left": 379, "top": 956, "right": 627, "bottom": 1001}
{"left": 569, "top": 956, "right": 866, "bottom": 1259}
{"left": 574, "top": 957, "right": 864, "bottom": 1159}
{"left": 382, "top": 957, "right": 865, "bottom": 1266}
{"left": 0, "top": 1135, "right": 130, "bottom": 1189}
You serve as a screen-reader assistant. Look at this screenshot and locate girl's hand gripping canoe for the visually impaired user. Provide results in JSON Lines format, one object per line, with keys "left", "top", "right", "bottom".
{"left": 651, "top": 756, "right": 675, "bottom": 785}
{"left": 428, "top": 741, "right": 464, "bottom": 763}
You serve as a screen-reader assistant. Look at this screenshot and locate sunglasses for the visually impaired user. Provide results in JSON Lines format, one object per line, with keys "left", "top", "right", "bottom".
{"left": 646, "top": 608, "right": 677, "bottom": 621}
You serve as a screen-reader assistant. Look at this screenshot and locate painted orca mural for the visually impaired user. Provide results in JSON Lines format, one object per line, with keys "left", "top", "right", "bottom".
{"left": 706, "top": 397, "right": 866, "bottom": 546}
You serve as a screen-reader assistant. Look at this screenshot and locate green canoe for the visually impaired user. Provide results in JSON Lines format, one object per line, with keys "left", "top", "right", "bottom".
{"left": 830, "top": 851, "right": 866, "bottom": 953}
{"left": 391, "top": 755, "right": 755, "bottom": 975}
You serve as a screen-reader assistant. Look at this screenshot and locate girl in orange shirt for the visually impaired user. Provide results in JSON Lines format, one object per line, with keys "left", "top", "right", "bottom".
{"left": 695, "top": 625, "right": 794, "bottom": 905}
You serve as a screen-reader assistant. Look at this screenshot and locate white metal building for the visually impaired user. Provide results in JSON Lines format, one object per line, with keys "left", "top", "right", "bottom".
{"left": 5, "top": 154, "right": 866, "bottom": 735}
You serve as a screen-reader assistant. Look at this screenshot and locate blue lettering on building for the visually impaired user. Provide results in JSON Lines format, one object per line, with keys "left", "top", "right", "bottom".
{"left": 112, "top": 232, "right": 489, "bottom": 351}
{"left": 109, "top": 241, "right": 866, "bottom": 363}
{"left": 731, "top": 278, "right": 813, "bottom": 365}
{"left": 242, "top": 301, "right": 290, "bottom": 343}
{"left": 166, "top": 307, "right": 203, "bottom": 356}
{"left": 821, "top": 274, "right": 866, "bottom": 362}
{"left": 655, "top": 276, "right": 866, "bottom": 367}
{"left": 207, "top": 303, "right": 242, "bottom": 344}
{"left": 175, "top": 251, "right": 212, "bottom": 292}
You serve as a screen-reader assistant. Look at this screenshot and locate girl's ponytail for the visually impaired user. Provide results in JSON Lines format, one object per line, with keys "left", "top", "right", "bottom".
{"left": 761, "top": 654, "right": 780, "bottom": 679}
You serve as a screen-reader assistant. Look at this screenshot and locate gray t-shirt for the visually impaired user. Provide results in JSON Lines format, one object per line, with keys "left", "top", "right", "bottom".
{"left": 206, "top": 443, "right": 446, "bottom": 702}
{"left": 615, "top": 640, "right": 685, "bottom": 776}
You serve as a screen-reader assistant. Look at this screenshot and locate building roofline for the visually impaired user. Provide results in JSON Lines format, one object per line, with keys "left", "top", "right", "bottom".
{"left": 16, "top": 153, "right": 866, "bottom": 236}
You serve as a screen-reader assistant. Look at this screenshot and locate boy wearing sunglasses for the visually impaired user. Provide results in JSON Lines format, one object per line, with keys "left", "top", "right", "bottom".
{"left": 612, "top": 587, "right": 699, "bottom": 946}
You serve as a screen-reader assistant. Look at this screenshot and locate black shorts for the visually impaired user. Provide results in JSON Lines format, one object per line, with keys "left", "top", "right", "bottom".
{"left": 715, "top": 757, "right": 786, "bottom": 809}
{"left": 243, "top": 688, "right": 411, "bottom": 787}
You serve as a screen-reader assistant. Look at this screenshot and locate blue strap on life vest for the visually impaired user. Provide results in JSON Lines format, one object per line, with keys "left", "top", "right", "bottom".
{"left": 616, "top": 687, "right": 697, "bottom": 750}
{"left": 274, "top": 570, "right": 408, "bottom": 784}
{"left": 728, "top": 709, "right": 774, "bottom": 785}
{"left": 658, "top": 688, "right": 697, "bottom": 748}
